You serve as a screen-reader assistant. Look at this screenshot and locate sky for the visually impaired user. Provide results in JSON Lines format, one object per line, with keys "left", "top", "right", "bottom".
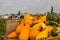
{"left": 0, "top": 0, "right": 60, "bottom": 15}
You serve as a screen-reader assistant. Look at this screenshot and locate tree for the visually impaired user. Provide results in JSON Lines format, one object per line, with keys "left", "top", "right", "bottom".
{"left": 46, "top": 6, "right": 58, "bottom": 22}
{"left": 57, "top": 13, "right": 60, "bottom": 23}
{"left": 10, "top": 14, "right": 15, "bottom": 16}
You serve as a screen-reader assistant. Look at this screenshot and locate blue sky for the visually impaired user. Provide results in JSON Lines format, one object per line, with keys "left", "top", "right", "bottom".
{"left": 0, "top": 0, "right": 60, "bottom": 14}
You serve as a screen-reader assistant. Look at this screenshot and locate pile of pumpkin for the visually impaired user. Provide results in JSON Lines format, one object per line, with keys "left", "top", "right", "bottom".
{"left": 7, "top": 13, "right": 60, "bottom": 40}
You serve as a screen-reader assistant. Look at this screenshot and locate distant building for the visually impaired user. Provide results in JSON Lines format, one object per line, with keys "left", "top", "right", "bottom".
{"left": 0, "top": 14, "right": 10, "bottom": 19}
{"left": 0, "top": 10, "right": 23, "bottom": 19}
{"left": 8, "top": 11, "right": 23, "bottom": 19}
{"left": 2, "top": 16, "right": 9, "bottom": 18}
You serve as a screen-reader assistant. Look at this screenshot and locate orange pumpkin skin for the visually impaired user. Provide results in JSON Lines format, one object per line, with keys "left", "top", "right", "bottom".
{"left": 19, "top": 24, "right": 31, "bottom": 40}
{"left": 7, "top": 31, "right": 18, "bottom": 39}
{"left": 24, "top": 13, "right": 32, "bottom": 25}
{"left": 16, "top": 19, "right": 25, "bottom": 33}
{"left": 33, "top": 16, "right": 38, "bottom": 22}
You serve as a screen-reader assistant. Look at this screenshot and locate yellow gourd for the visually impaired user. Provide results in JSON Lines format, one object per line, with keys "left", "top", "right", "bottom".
{"left": 35, "top": 15, "right": 46, "bottom": 23}
{"left": 16, "top": 19, "right": 25, "bottom": 33}
{"left": 29, "top": 22, "right": 46, "bottom": 40}
{"left": 32, "top": 22, "right": 46, "bottom": 30}
{"left": 46, "top": 25, "right": 53, "bottom": 31}
{"left": 19, "top": 24, "right": 31, "bottom": 40}
{"left": 56, "top": 27, "right": 60, "bottom": 37}
{"left": 36, "top": 28, "right": 49, "bottom": 40}
{"left": 46, "top": 25, "right": 53, "bottom": 38}
{"left": 24, "top": 13, "right": 32, "bottom": 25}
{"left": 7, "top": 31, "right": 18, "bottom": 39}
{"left": 56, "top": 27, "right": 60, "bottom": 32}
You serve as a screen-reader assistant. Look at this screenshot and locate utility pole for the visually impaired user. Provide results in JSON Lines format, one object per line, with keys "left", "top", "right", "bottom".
{"left": 17, "top": 11, "right": 21, "bottom": 15}
{"left": 51, "top": 6, "right": 53, "bottom": 13}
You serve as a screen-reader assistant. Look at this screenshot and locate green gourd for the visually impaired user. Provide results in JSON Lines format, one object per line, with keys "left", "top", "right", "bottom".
{"left": 51, "top": 27, "right": 58, "bottom": 37}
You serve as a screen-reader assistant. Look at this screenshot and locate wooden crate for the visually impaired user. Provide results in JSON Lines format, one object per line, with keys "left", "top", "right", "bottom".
{"left": 5, "top": 20, "right": 20, "bottom": 40}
